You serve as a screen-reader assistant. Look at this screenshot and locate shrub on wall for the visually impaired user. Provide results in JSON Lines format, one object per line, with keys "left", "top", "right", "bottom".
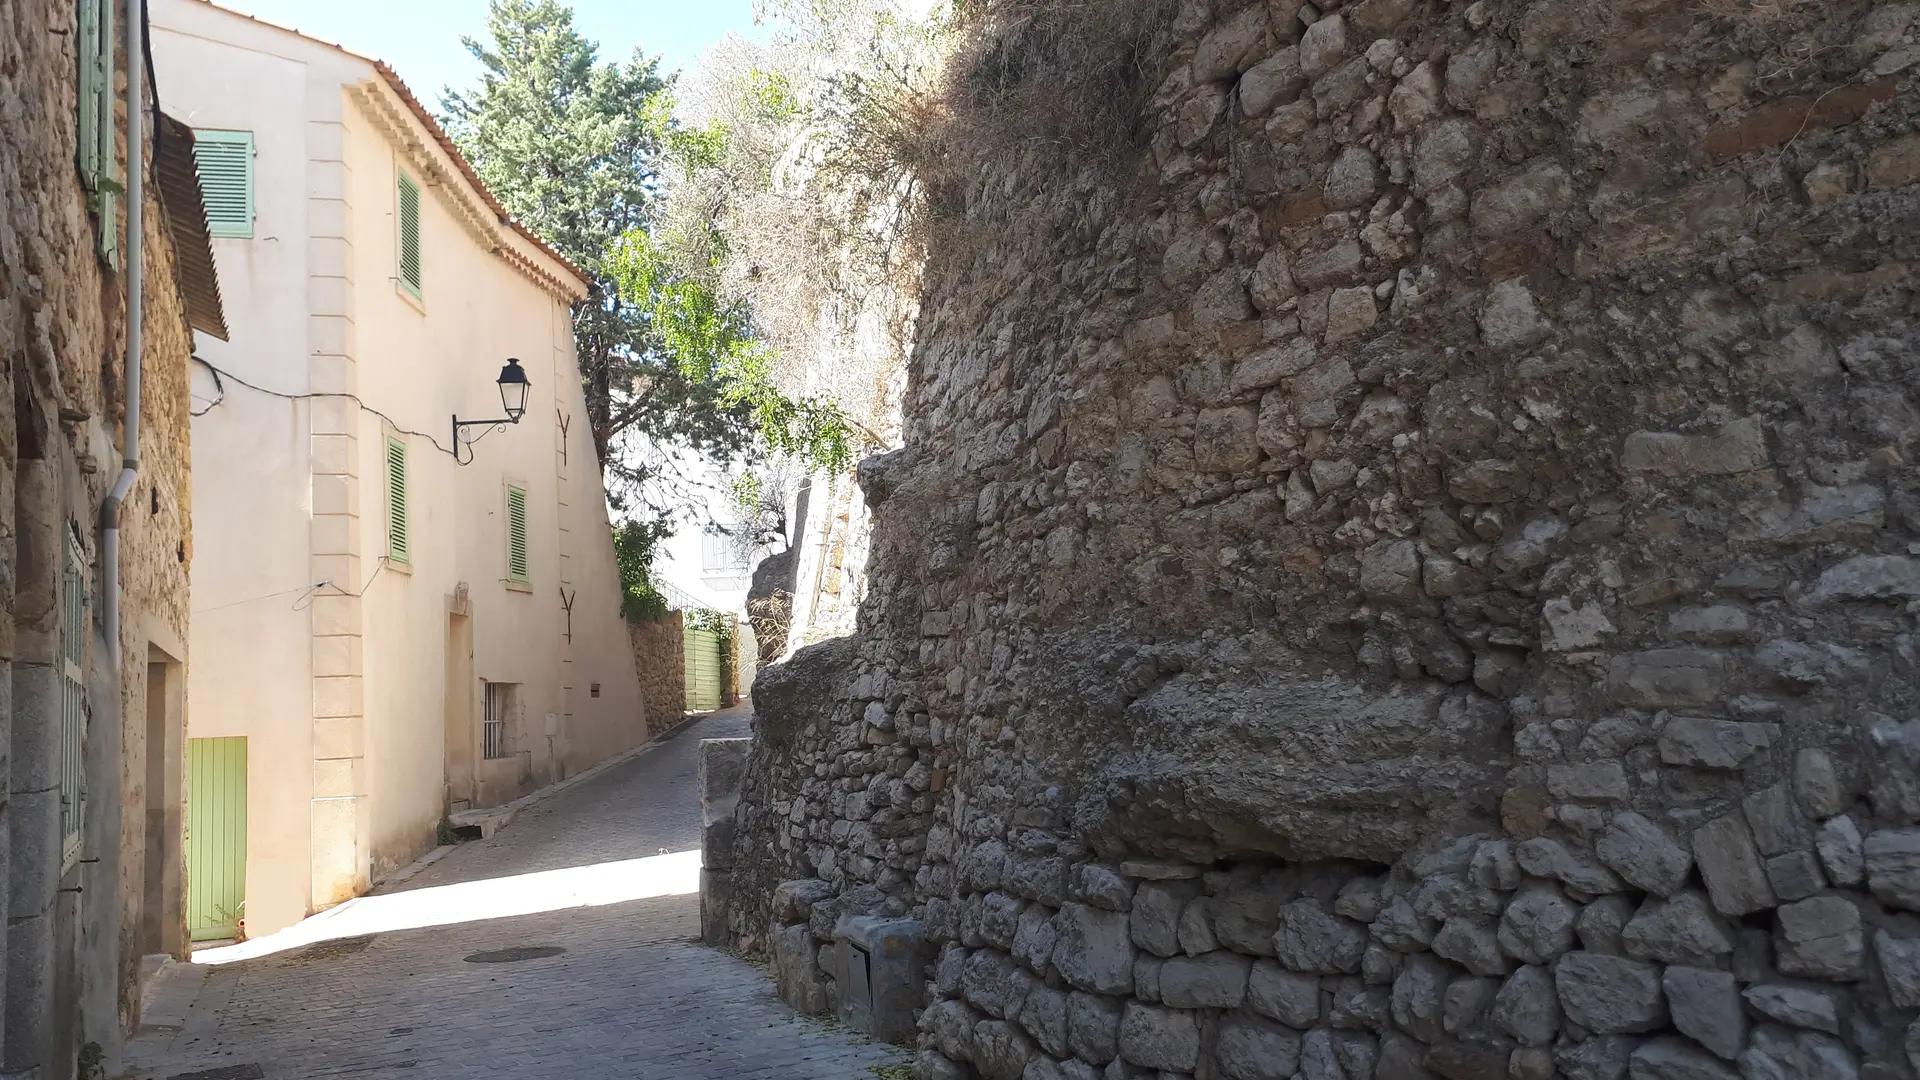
{"left": 613, "top": 520, "right": 671, "bottom": 623}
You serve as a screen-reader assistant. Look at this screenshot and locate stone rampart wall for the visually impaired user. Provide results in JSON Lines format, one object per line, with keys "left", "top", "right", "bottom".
{"left": 725, "top": 1, "right": 1920, "bottom": 1077}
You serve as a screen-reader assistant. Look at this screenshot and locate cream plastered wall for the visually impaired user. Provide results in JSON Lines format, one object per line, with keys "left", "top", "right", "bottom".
{"left": 156, "top": 4, "right": 323, "bottom": 937}
{"left": 155, "top": 0, "right": 648, "bottom": 936}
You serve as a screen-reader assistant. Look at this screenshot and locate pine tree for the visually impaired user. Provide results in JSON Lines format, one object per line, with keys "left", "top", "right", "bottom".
{"left": 441, "top": 0, "right": 754, "bottom": 508}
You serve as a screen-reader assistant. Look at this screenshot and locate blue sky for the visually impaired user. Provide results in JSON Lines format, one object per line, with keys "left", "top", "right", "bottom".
{"left": 217, "top": 0, "right": 770, "bottom": 103}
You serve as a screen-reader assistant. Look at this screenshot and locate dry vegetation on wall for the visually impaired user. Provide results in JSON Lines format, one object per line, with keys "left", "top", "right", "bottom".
{"left": 662, "top": 0, "right": 1179, "bottom": 447}
{"left": 659, "top": 1, "right": 949, "bottom": 448}
{"left": 932, "top": 0, "right": 1180, "bottom": 169}
{"left": 873, "top": 0, "right": 1183, "bottom": 293}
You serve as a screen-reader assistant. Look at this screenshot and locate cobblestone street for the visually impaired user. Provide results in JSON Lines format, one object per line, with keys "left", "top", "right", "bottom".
{"left": 124, "top": 709, "right": 904, "bottom": 1080}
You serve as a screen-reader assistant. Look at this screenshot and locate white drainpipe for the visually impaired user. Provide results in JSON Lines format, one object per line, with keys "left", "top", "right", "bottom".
{"left": 101, "top": 0, "right": 144, "bottom": 670}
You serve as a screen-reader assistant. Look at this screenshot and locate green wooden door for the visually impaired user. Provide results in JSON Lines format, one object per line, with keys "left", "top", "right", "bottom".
{"left": 684, "top": 629, "right": 722, "bottom": 713}
{"left": 187, "top": 737, "right": 248, "bottom": 941}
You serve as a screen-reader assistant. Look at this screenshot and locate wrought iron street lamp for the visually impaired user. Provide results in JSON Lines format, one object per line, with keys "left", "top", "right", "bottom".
{"left": 452, "top": 358, "right": 530, "bottom": 465}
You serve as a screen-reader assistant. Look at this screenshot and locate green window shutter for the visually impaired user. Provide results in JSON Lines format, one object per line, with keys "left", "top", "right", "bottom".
{"left": 386, "top": 437, "right": 410, "bottom": 563}
{"left": 76, "top": 0, "right": 118, "bottom": 267}
{"left": 397, "top": 171, "right": 422, "bottom": 298}
{"left": 193, "top": 130, "right": 254, "bottom": 238}
{"left": 506, "top": 486, "right": 529, "bottom": 583}
{"left": 77, "top": 0, "right": 102, "bottom": 183}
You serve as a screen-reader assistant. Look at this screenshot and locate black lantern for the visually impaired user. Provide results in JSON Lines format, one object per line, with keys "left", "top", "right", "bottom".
{"left": 496, "top": 358, "right": 530, "bottom": 421}
{"left": 452, "top": 357, "right": 533, "bottom": 465}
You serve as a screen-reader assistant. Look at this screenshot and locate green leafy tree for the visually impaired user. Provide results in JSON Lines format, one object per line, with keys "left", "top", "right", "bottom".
{"left": 443, "top": 0, "right": 857, "bottom": 504}
{"left": 441, "top": 0, "right": 756, "bottom": 508}
{"left": 444, "top": 0, "right": 867, "bottom": 620}
{"left": 612, "top": 520, "right": 671, "bottom": 622}
{"left": 607, "top": 228, "right": 854, "bottom": 475}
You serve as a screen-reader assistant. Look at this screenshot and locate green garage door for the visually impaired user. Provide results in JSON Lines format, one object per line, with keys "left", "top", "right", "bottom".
{"left": 187, "top": 737, "right": 247, "bottom": 941}
{"left": 685, "top": 628, "right": 723, "bottom": 713}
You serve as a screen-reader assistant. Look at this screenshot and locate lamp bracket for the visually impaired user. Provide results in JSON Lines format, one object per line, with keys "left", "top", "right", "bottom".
{"left": 451, "top": 413, "right": 520, "bottom": 466}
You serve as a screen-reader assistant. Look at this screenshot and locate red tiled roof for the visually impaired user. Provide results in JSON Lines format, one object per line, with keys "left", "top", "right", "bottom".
{"left": 183, "top": 0, "right": 593, "bottom": 293}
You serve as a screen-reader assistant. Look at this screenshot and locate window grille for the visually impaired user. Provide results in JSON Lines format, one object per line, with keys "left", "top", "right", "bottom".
{"left": 482, "top": 682, "right": 512, "bottom": 760}
{"left": 701, "top": 524, "right": 749, "bottom": 574}
{"left": 59, "top": 528, "right": 90, "bottom": 870}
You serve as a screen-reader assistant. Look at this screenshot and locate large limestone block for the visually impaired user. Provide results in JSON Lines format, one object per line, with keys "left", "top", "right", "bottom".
{"left": 1554, "top": 952, "right": 1667, "bottom": 1034}
{"left": 1068, "top": 667, "right": 1507, "bottom": 863}
{"left": 1214, "top": 1015, "right": 1302, "bottom": 1080}
{"left": 1117, "top": 1002, "right": 1200, "bottom": 1072}
{"left": 1867, "top": 828, "right": 1920, "bottom": 911}
{"left": 1158, "top": 951, "right": 1251, "bottom": 1009}
{"left": 1051, "top": 903, "right": 1135, "bottom": 995}
{"left": 774, "top": 923, "right": 832, "bottom": 1016}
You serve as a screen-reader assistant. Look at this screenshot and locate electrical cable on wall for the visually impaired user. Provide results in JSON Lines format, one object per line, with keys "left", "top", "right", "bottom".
{"left": 190, "top": 355, "right": 457, "bottom": 456}
{"left": 191, "top": 581, "right": 327, "bottom": 615}
{"left": 193, "top": 555, "right": 393, "bottom": 617}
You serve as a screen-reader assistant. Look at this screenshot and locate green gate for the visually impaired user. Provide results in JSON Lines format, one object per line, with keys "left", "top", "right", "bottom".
{"left": 187, "top": 736, "right": 248, "bottom": 941}
{"left": 684, "top": 628, "right": 723, "bottom": 713}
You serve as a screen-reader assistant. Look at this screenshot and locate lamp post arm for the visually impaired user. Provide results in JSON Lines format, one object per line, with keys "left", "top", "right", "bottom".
{"left": 451, "top": 413, "right": 522, "bottom": 467}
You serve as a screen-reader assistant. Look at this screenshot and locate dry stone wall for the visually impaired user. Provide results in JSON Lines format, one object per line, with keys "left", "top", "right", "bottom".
{"left": 3, "top": 1, "right": 198, "bottom": 1071}
{"left": 629, "top": 615, "right": 686, "bottom": 736}
{"left": 720, "top": 0, "right": 1920, "bottom": 1078}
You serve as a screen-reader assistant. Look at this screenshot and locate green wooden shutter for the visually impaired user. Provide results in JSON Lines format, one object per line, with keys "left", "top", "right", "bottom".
{"left": 77, "top": 0, "right": 103, "bottom": 181}
{"left": 386, "top": 437, "right": 410, "bottom": 563}
{"left": 684, "top": 629, "right": 722, "bottom": 712}
{"left": 397, "top": 170, "right": 422, "bottom": 298}
{"left": 506, "top": 486, "right": 529, "bottom": 583}
{"left": 186, "top": 736, "right": 248, "bottom": 941}
{"left": 76, "top": 0, "right": 117, "bottom": 266}
{"left": 193, "top": 130, "right": 254, "bottom": 237}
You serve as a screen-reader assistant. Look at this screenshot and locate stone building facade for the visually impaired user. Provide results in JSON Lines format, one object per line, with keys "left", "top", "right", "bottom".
{"left": 2, "top": 0, "right": 220, "bottom": 1077}
{"left": 716, "top": 1, "right": 1920, "bottom": 1078}
{"left": 154, "top": 0, "right": 649, "bottom": 939}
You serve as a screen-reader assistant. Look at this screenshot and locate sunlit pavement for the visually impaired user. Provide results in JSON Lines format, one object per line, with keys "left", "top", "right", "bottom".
{"left": 124, "top": 708, "right": 906, "bottom": 1080}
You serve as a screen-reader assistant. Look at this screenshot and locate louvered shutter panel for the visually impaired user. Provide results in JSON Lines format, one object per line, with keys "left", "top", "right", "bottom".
{"left": 386, "top": 437, "right": 409, "bottom": 562}
{"left": 77, "top": 0, "right": 102, "bottom": 183}
{"left": 397, "top": 171, "right": 422, "bottom": 297}
{"left": 76, "top": 0, "right": 117, "bottom": 266}
{"left": 506, "top": 486, "right": 529, "bottom": 583}
{"left": 193, "top": 130, "right": 254, "bottom": 237}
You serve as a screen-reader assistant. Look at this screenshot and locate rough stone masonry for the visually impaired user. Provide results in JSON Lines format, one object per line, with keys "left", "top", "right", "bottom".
{"left": 714, "top": 0, "right": 1920, "bottom": 1078}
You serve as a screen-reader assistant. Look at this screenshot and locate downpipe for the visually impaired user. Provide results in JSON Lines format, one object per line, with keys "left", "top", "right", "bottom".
{"left": 101, "top": 0, "right": 144, "bottom": 671}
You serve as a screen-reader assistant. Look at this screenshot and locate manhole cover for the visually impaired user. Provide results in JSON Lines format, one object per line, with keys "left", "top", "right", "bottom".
{"left": 463, "top": 945, "right": 566, "bottom": 963}
{"left": 167, "top": 1066, "right": 265, "bottom": 1080}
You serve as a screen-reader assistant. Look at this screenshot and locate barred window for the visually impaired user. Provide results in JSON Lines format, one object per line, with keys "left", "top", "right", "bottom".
{"left": 482, "top": 681, "right": 516, "bottom": 760}
{"left": 700, "top": 524, "right": 749, "bottom": 574}
{"left": 59, "top": 527, "right": 90, "bottom": 870}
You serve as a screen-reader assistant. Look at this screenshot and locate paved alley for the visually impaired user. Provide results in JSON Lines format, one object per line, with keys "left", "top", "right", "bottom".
{"left": 124, "top": 709, "right": 905, "bottom": 1080}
